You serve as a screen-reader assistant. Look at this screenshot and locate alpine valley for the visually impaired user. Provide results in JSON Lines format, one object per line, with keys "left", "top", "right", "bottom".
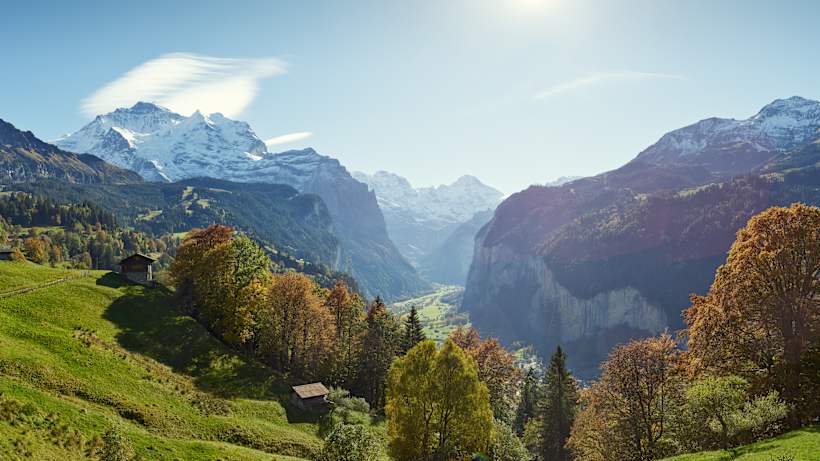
{"left": 463, "top": 96, "right": 820, "bottom": 377}
{"left": 353, "top": 171, "right": 503, "bottom": 285}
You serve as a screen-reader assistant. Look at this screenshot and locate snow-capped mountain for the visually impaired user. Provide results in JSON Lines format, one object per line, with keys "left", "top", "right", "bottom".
{"left": 56, "top": 102, "right": 428, "bottom": 300}
{"left": 353, "top": 170, "right": 503, "bottom": 282}
{"left": 353, "top": 171, "right": 503, "bottom": 228}
{"left": 635, "top": 96, "right": 820, "bottom": 177}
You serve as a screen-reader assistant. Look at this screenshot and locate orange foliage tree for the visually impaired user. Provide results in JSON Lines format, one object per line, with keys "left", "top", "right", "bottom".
{"left": 684, "top": 203, "right": 820, "bottom": 424}
{"left": 449, "top": 327, "right": 522, "bottom": 423}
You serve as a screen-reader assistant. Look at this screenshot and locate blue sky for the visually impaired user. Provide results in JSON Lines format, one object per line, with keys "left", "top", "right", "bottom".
{"left": 3, "top": 0, "right": 820, "bottom": 193}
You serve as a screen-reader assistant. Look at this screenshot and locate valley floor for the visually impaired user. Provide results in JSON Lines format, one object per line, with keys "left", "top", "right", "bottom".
{"left": 0, "top": 261, "right": 385, "bottom": 460}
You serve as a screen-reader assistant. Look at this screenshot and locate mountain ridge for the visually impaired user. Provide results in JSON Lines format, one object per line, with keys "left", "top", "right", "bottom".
{"left": 54, "top": 103, "right": 427, "bottom": 300}
{"left": 463, "top": 96, "right": 820, "bottom": 376}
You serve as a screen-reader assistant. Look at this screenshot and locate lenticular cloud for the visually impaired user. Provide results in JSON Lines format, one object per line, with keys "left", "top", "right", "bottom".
{"left": 81, "top": 53, "right": 286, "bottom": 118}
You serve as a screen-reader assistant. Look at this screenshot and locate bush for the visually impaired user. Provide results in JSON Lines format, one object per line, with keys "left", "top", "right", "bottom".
{"left": 320, "top": 424, "right": 381, "bottom": 461}
{"left": 101, "top": 424, "right": 134, "bottom": 461}
{"left": 490, "top": 419, "right": 532, "bottom": 461}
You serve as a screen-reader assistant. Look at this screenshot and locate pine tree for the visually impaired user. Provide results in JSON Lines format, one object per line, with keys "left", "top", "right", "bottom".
{"left": 514, "top": 368, "right": 540, "bottom": 435}
{"left": 401, "top": 306, "right": 426, "bottom": 353}
{"left": 357, "top": 297, "right": 401, "bottom": 410}
{"left": 539, "top": 346, "right": 579, "bottom": 461}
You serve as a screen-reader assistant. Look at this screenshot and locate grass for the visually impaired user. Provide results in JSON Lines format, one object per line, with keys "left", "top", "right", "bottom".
{"left": 0, "top": 260, "right": 343, "bottom": 460}
{"left": 391, "top": 285, "right": 470, "bottom": 343}
{"left": 0, "top": 261, "right": 75, "bottom": 293}
{"left": 662, "top": 426, "right": 820, "bottom": 461}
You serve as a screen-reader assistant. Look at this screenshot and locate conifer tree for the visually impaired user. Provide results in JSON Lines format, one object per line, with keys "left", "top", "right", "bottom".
{"left": 401, "top": 306, "right": 426, "bottom": 353}
{"left": 539, "top": 346, "right": 578, "bottom": 461}
{"left": 514, "top": 368, "right": 540, "bottom": 435}
{"left": 357, "top": 297, "right": 401, "bottom": 410}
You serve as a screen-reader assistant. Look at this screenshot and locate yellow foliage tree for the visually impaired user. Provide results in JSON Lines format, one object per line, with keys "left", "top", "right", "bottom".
{"left": 386, "top": 340, "right": 494, "bottom": 461}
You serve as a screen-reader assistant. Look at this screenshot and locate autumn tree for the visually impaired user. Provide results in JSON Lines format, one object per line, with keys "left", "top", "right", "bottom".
{"left": 386, "top": 340, "right": 494, "bottom": 461}
{"left": 569, "top": 335, "right": 683, "bottom": 461}
{"left": 685, "top": 203, "right": 820, "bottom": 424}
{"left": 450, "top": 327, "right": 522, "bottom": 423}
{"left": 258, "top": 271, "right": 336, "bottom": 379}
{"left": 401, "top": 306, "right": 426, "bottom": 353}
{"left": 539, "top": 346, "right": 579, "bottom": 461}
{"left": 22, "top": 236, "right": 47, "bottom": 264}
{"left": 356, "top": 297, "right": 401, "bottom": 410}
{"left": 170, "top": 224, "right": 234, "bottom": 310}
{"left": 324, "top": 281, "right": 365, "bottom": 387}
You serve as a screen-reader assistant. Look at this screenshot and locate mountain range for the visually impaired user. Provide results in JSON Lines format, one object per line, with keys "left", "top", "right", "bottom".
{"left": 463, "top": 96, "right": 820, "bottom": 377}
{"left": 0, "top": 118, "right": 141, "bottom": 185}
{"left": 54, "top": 102, "right": 427, "bottom": 300}
{"left": 353, "top": 171, "right": 503, "bottom": 284}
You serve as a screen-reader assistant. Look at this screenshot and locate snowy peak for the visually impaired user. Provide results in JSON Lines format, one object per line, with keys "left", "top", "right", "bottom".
{"left": 55, "top": 101, "right": 269, "bottom": 181}
{"left": 355, "top": 170, "right": 503, "bottom": 225}
{"left": 635, "top": 96, "right": 820, "bottom": 174}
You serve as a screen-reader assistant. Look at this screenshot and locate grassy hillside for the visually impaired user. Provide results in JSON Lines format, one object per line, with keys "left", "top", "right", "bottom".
{"left": 662, "top": 426, "right": 820, "bottom": 461}
{"left": 0, "top": 261, "right": 344, "bottom": 460}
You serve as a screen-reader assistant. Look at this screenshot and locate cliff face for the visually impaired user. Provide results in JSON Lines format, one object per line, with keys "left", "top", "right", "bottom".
{"left": 463, "top": 97, "right": 820, "bottom": 377}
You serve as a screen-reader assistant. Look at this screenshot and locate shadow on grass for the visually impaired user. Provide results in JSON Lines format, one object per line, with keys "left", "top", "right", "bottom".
{"left": 101, "top": 284, "right": 318, "bottom": 423}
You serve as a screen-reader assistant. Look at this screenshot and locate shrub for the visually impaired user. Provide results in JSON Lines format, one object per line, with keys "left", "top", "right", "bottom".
{"left": 319, "top": 424, "right": 381, "bottom": 461}
{"left": 101, "top": 424, "right": 134, "bottom": 461}
{"left": 490, "top": 419, "right": 532, "bottom": 461}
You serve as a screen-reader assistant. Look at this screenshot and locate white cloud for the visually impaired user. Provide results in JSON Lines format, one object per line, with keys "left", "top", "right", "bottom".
{"left": 534, "top": 71, "right": 684, "bottom": 99}
{"left": 81, "top": 53, "right": 286, "bottom": 117}
{"left": 264, "top": 131, "right": 313, "bottom": 147}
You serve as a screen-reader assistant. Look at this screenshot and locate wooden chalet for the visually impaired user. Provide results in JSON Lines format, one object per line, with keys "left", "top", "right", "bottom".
{"left": 118, "top": 253, "right": 156, "bottom": 286}
{"left": 290, "top": 382, "right": 330, "bottom": 412}
{"left": 0, "top": 248, "right": 14, "bottom": 261}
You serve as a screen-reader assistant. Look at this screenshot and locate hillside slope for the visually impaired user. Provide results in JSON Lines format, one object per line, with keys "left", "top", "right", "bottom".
{"left": 0, "top": 261, "right": 327, "bottom": 460}
{"left": 661, "top": 426, "right": 820, "bottom": 461}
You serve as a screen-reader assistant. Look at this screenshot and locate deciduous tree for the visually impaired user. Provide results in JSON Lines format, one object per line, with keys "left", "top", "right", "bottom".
{"left": 386, "top": 340, "right": 494, "bottom": 461}
{"left": 685, "top": 203, "right": 820, "bottom": 424}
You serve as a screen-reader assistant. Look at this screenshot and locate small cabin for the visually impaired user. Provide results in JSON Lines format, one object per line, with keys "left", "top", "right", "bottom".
{"left": 118, "top": 253, "right": 156, "bottom": 286}
{"left": 0, "top": 249, "right": 14, "bottom": 261}
{"left": 290, "top": 382, "right": 330, "bottom": 412}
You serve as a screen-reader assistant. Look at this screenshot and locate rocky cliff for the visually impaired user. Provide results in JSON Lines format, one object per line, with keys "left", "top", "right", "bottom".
{"left": 463, "top": 97, "right": 820, "bottom": 376}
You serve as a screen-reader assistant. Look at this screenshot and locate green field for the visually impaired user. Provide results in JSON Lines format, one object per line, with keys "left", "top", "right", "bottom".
{"left": 662, "top": 426, "right": 820, "bottom": 461}
{"left": 0, "top": 261, "right": 377, "bottom": 460}
{"left": 391, "top": 285, "right": 469, "bottom": 342}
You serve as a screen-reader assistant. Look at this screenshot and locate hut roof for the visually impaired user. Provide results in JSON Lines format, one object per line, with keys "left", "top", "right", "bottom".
{"left": 118, "top": 253, "right": 157, "bottom": 265}
{"left": 292, "top": 382, "right": 329, "bottom": 400}
{"left": 0, "top": 248, "right": 13, "bottom": 254}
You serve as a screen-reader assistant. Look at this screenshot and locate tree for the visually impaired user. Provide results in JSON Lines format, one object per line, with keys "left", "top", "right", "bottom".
{"left": 258, "top": 272, "right": 336, "bottom": 379}
{"left": 491, "top": 419, "right": 532, "bottom": 461}
{"left": 22, "top": 236, "right": 47, "bottom": 264}
{"left": 386, "top": 340, "right": 494, "bottom": 461}
{"left": 514, "top": 368, "right": 540, "bottom": 435}
{"left": 401, "top": 306, "right": 426, "bottom": 353}
{"left": 325, "top": 281, "right": 365, "bottom": 387}
{"left": 450, "top": 327, "right": 522, "bottom": 423}
{"left": 539, "top": 346, "right": 579, "bottom": 461}
{"left": 568, "top": 335, "right": 683, "bottom": 461}
{"left": 685, "top": 204, "right": 820, "bottom": 425}
{"left": 319, "top": 424, "right": 382, "bottom": 461}
{"left": 686, "top": 376, "right": 788, "bottom": 449}
{"left": 356, "top": 297, "right": 401, "bottom": 410}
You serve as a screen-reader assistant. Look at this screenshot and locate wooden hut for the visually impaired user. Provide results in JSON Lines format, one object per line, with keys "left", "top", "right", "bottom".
{"left": 118, "top": 253, "right": 156, "bottom": 286}
{"left": 290, "top": 382, "right": 330, "bottom": 412}
{"left": 0, "top": 249, "right": 14, "bottom": 261}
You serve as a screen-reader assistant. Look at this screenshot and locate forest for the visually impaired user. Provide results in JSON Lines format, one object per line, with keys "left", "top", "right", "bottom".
{"left": 164, "top": 203, "right": 820, "bottom": 461}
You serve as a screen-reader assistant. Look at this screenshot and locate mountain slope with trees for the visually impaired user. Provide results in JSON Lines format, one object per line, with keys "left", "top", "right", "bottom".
{"left": 0, "top": 118, "right": 141, "bottom": 185}
{"left": 464, "top": 96, "right": 820, "bottom": 377}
